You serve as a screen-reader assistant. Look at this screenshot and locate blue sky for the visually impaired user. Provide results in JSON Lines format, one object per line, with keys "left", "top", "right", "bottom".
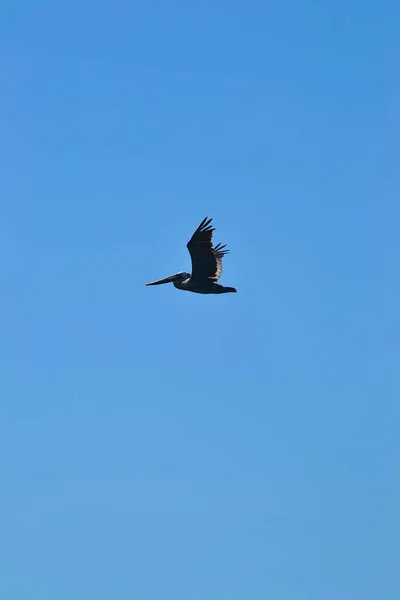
{"left": 1, "top": 1, "right": 399, "bottom": 598}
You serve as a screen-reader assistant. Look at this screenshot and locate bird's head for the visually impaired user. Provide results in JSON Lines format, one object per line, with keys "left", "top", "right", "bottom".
{"left": 145, "top": 271, "right": 190, "bottom": 287}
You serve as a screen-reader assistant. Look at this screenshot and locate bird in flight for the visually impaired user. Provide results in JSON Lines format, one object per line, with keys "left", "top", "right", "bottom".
{"left": 146, "top": 217, "right": 237, "bottom": 294}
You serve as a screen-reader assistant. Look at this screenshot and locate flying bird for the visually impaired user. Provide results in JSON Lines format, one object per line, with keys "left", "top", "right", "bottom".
{"left": 146, "top": 217, "right": 237, "bottom": 294}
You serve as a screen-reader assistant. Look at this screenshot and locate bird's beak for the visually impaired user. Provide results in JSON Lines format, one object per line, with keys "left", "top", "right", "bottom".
{"left": 145, "top": 273, "right": 179, "bottom": 286}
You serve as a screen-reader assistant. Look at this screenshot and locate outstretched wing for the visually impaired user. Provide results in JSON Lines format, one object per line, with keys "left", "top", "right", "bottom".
{"left": 187, "top": 217, "right": 230, "bottom": 282}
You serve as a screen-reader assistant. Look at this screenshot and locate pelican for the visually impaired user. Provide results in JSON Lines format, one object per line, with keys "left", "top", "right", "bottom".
{"left": 146, "top": 217, "right": 237, "bottom": 294}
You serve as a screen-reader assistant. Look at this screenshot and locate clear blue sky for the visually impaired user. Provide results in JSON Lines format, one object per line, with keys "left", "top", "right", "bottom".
{"left": 1, "top": 1, "right": 399, "bottom": 598}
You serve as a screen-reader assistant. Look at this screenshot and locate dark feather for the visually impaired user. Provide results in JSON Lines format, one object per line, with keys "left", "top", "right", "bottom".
{"left": 187, "top": 217, "right": 230, "bottom": 281}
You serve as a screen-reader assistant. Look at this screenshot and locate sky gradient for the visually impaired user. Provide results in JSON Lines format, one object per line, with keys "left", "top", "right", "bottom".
{"left": 1, "top": 1, "right": 399, "bottom": 599}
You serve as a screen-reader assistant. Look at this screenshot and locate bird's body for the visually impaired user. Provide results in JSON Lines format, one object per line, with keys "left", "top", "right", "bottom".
{"left": 172, "top": 272, "right": 236, "bottom": 294}
{"left": 146, "top": 217, "right": 237, "bottom": 294}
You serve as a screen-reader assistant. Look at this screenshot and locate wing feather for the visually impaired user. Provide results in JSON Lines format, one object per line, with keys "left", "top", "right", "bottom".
{"left": 187, "top": 217, "right": 230, "bottom": 282}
